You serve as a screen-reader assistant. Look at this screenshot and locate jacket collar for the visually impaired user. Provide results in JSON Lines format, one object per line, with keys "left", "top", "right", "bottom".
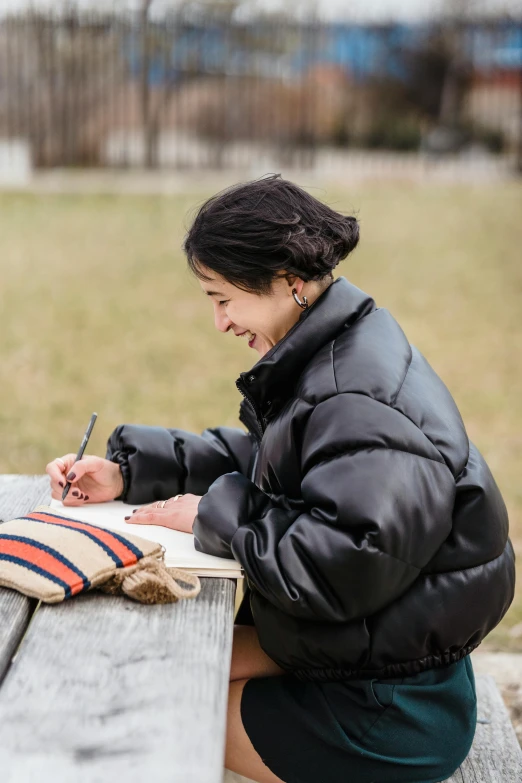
{"left": 236, "top": 277, "right": 376, "bottom": 420}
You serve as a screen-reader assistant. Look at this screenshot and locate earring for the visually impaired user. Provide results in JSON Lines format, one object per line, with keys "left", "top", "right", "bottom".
{"left": 292, "top": 289, "right": 309, "bottom": 310}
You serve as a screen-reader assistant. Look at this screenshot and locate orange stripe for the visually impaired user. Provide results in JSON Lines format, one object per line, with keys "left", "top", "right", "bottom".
{"left": 0, "top": 538, "right": 84, "bottom": 595}
{"left": 28, "top": 511, "right": 139, "bottom": 567}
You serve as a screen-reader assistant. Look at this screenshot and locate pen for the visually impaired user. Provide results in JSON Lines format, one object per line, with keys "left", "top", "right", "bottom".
{"left": 62, "top": 413, "right": 98, "bottom": 501}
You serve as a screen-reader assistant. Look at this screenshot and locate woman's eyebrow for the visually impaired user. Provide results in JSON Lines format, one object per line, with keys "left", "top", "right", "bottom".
{"left": 205, "top": 290, "right": 225, "bottom": 297}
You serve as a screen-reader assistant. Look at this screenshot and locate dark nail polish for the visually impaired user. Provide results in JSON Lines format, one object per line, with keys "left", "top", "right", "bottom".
{"left": 72, "top": 490, "right": 79, "bottom": 497}
{"left": 58, "top": 481, "right": 64, "bottom": 488}
{"left": 84, "top": 495, "right": 89, "bottom": 501}
{"left": 124, "top": 516, "right": 130, "bottom": 520}
{"left": 67, "top": 472, "right": 76, "bottom": 481}
{"left": 132, "top": 509, "right": 137, "bottom": 514}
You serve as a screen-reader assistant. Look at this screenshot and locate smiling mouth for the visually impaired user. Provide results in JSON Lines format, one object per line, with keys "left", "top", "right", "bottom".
{"left": 238, "top": 330, "right": 256, "bottom": 347}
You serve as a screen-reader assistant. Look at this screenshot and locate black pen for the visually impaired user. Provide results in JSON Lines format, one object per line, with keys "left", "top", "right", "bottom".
{"left": 62, "top": 413, "right": 98, "bottom": 501}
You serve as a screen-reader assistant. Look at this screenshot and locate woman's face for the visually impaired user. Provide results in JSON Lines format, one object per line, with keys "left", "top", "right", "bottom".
{"left": 198, "top": 268, "right": 304, "bottom": 358}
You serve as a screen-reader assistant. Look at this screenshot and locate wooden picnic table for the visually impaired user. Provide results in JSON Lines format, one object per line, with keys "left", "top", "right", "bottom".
{"left": 1, "top": 474, "right": 522, "bottom": 783}
{"left": 0, "top": 475, "right": 236, "bottom": 783}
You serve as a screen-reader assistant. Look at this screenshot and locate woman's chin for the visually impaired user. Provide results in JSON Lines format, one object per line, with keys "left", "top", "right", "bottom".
{"left": 254, "top": 336, "right": 277, "bottom": 357}
{"left": 250, "top": 334, "right": 263, "bottom": 355}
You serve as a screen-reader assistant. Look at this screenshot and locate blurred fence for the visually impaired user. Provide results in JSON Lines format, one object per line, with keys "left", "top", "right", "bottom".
{"left": 0, "top": 6, "right": 521, "bottom": 173}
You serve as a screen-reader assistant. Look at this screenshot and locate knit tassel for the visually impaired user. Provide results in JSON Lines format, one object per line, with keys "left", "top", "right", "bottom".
{"left": 99, "top": 556, "right": 201, "bottom": 604}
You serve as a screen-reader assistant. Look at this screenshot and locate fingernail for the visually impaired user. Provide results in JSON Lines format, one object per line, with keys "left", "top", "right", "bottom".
{"left": 72, "top": 490, "right": 79, "bottom": 497}
{"left": 84, "top": 495, "right": 89, "bottom": 501}
{"left": 124, "top": 516, "right": 130, "bottom": 520}
{"left": 59, "top": 481, "right": 64, "bottom": 488}
{"left": 67, "top": 472, "right": 76, "bottom": 481}
{"left": 132, "top": 509, "right": 137, "bottom": 514}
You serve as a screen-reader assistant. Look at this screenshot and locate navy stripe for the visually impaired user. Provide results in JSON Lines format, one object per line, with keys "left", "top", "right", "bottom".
{"left": 0, "top": 553, "right": 73, "bottom": 598}
{"left": 30, "top": 511, "right": 144, "bottom": 560}
{"left": 0, "top": 534, "right": 91, "bottom": 592}
{"left": 92, "top": 528, "right": 144, "bottom": 561}
{"left": 19, "top": 515, "right": 127, "bottom": 568}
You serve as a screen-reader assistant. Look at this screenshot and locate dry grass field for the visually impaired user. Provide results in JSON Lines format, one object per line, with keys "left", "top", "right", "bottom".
{"left": 0, "top": 181, "right": 520, "bottom": 647}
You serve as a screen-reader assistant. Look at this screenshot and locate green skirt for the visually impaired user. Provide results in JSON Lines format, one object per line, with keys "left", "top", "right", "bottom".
{"left": 240, "top": 655, "right": 477, "bottom": 783}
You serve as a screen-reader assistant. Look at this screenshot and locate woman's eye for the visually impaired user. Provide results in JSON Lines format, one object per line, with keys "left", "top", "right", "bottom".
{"left": 219, "top": 300, "right": 229, "bottom": 306}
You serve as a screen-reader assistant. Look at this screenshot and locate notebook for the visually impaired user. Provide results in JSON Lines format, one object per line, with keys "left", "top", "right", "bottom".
{"left": 49, "top": 499, "right": 243, "bottom": 579}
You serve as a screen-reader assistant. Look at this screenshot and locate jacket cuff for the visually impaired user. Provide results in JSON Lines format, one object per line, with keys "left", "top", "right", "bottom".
{"left": 108, "top": 451, "right": 131, "bottom": 502}
{"left": 105, "top": 424, "right": 184, "bottom": 505}
{"left": 193, "top": 472, "right": 258, "bottom": 559}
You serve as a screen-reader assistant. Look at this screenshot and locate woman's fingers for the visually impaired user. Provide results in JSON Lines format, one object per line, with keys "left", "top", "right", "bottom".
{"left": 45, "top": 453, "right": 76, "bottom": 483}
{"left": 46, "top": 453, "right": 77, "bottom": 494}
{"left": 127, "top": 504, "right": 165, "bottom": 520}
{"left": 50, "top": 484, "right": 88, "bottom": 504}
{"left": 46, "top": 458, "right": 89, "bottom": 504}
{"left": 125, "top": 511, "right": 157, "bottom": 525}
{"left": 64, "top": 455, "right": 104, "bottom": 483}
{"left": 126, "top": 504, "right": 175, "bottom": 523}
{"left": 53, "top": 484, "right": 89, "bottom": 505}
{"left": 126, "top": 496, "right": 200, "bottom": 534}
{"left": 45, "top": 454, "right": 99, "bottom": 508}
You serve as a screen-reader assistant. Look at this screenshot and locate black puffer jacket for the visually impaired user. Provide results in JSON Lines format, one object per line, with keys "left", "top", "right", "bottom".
{"left": 106, "top": 277, "right": 515, "bottom": 681}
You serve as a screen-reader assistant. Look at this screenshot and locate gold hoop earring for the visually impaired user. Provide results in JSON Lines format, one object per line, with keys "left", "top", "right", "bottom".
{"left": 292, "top": 289, "right": 309, "bottom": 310}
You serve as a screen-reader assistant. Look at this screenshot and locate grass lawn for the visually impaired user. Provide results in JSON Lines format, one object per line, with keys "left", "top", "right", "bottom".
{"left": 0, "top": 181, "right": 520, "bottom": 647}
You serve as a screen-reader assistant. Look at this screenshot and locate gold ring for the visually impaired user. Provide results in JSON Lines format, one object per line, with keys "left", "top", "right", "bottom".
{"left": 156, "top": 500, "right": 167, "bottom": 509}
{"left": 173, "top": 494, "right": 183, "bottom": 502}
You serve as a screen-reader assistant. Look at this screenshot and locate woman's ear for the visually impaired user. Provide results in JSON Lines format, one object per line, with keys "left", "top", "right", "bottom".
{"left": 291, "top": 279, "right": 305, "bottom": 298}
{"left": 283, "top": 272, "right": 304, "bottom": 295}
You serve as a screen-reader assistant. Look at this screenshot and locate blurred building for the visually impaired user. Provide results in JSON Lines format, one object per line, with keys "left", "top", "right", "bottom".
{"left": 0, "top": 4, "right": 520, "bottom": 172}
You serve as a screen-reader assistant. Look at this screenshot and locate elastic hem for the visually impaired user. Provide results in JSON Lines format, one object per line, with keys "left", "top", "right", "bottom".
{"left": 291, "top": 644, "right": 479, "bottom": 682}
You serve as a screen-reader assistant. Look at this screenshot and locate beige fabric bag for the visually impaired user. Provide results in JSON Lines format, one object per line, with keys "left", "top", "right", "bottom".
{"left": 0, "top": 505, "right": 200, "bottom": 604}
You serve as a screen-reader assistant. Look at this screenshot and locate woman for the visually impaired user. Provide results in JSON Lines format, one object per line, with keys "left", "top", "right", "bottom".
{"left": 46, "top": 175, "right": 515, "bottom": 783}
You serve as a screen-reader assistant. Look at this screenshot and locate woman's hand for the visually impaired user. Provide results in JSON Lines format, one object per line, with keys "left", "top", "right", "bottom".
{"left": 45, "top": 454, "right": 124, "bottom": 505}
{"left": 125, "top": 494, "right": 202, "bottom": 534}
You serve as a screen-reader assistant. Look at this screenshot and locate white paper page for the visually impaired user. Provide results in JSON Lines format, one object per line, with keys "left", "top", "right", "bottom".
{"left": 49, "top": 499, "right": 242, "bottom": 575}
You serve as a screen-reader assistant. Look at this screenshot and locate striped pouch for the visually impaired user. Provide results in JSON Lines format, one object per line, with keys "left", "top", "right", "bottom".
{"left": 0, "top": 505, "right": 200, "bottom": 604}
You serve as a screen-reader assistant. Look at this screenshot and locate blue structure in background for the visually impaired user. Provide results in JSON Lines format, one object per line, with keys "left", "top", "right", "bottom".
{"left": 125, "top": 20, "right": 522, "bottom": 85}
{"left": 294, "top": 22, "right": 522, "bottom": 81}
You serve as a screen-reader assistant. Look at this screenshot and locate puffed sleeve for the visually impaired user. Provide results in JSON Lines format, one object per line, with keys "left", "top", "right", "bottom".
{"left": 193, "top": 393, "right": 456, "bottom": 621}
{"left": 106, "top": 423, "right": 256, "bottom": 504}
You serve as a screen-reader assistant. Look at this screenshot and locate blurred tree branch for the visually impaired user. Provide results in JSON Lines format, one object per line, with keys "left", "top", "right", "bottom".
{"left": 0, "top": 9, "right": 126, "bottom": 166}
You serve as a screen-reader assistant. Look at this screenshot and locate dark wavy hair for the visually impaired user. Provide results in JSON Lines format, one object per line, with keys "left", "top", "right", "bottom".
{"left": 183, "top": 174, "right": 359, "bottom": 294}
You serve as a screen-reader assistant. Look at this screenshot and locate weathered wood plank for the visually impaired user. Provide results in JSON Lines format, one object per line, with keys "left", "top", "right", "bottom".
{"left": 0, "top": 475, "right": 51, "bottom": 684}
{"left": 0, "top": 579, "right": 236, "bottom": 783}
{"left": 0, "top": 592, "right": 33, "bottom": 685}
{"left": 0, "top": 474, "right": 51, "bottom": 523}
{"left": 0, "top": 474, "right": 237, "bottom": 782}
{"left": 445, "top": 674, "right": 522, "bottom": 782}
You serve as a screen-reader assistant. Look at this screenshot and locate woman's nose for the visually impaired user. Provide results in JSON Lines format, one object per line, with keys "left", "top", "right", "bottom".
{"left": 213, "top": 305, "right": 233, "bottom": 333}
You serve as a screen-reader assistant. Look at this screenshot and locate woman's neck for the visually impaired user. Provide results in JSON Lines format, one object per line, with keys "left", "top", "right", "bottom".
{"left": 304, "top": 277, "right": 334, "bottom": 309}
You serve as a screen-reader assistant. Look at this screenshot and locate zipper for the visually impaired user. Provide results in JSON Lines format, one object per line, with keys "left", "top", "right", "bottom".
{"left": 239, "top": 398, "right": 263, "bottom": 445}
{"left": 236, "top": 378, "right": 266, "bottom": 438}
